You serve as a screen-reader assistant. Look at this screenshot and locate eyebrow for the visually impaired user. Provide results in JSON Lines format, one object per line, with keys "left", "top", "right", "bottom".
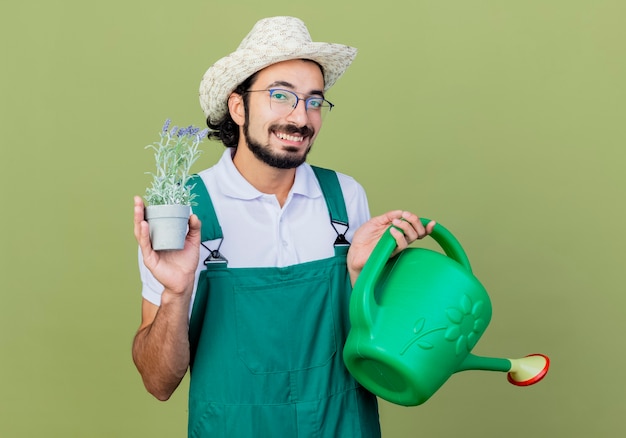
{"left": 267, "top": 81, "right": 325, "bottom": 97}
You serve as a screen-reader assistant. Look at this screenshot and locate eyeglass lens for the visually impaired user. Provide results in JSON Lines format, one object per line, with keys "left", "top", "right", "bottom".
{"left": 268, "top": 89, "right": 333, "bottom": 117}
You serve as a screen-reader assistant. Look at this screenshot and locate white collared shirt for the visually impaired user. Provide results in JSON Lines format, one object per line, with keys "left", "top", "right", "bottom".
{"left": 139, "top": 148, "right": 371, "bottom": 306}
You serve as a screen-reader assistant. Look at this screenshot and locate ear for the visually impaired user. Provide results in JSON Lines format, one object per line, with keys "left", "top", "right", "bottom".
{"left": 228, "top": 93, "right": 245, "bottom": 126}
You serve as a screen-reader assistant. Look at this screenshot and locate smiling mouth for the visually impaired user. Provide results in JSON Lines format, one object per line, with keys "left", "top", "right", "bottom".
{"left": 274, "top": 131, "right": 304, "bottom": 142}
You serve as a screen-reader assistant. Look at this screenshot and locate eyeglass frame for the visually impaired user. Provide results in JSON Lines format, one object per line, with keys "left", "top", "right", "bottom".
{"left": 243, "top": 88, "right": 335, "bottom": 116}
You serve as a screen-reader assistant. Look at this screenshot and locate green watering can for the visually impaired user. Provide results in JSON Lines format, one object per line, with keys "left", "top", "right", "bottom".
{"left": 343, "top": 219, "right": 549, "bottom": 406}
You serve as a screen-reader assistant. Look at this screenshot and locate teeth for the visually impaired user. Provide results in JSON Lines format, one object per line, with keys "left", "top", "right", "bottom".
{"left": 276, "top": 132, "right": 303, "bottom": 142}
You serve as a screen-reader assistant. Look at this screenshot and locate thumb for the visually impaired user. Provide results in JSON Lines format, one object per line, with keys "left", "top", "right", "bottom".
{"left": 187, "top": 214, "right": 202, "bottom": 242}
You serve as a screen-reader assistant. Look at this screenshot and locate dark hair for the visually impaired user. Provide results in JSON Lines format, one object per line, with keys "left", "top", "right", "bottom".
{"left": 206, "top": 73, "right": 258, "bottom": 148}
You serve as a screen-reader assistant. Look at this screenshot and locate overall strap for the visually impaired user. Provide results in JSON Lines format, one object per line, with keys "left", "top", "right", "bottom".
{"left": 188, "top": 174, "right": 223, "bottom": 242}
{"left": 311, "top": 166, "right": 350, "bottom": 245}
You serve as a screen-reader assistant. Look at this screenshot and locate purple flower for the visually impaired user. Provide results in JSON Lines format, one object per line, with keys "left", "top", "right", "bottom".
{"left": 162, "top": 119, "right": 171, "bottom": 133}
{"left": 198, "top": 128, "right": 209, "bottom": 138}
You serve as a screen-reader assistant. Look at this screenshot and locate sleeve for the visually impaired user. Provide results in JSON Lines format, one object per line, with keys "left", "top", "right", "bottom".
{"left": 137, "top": 247, "right": 165, "bottom": 306}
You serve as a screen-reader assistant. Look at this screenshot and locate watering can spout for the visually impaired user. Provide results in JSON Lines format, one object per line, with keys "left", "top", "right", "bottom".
{"left": 457, "top": 353, "right": 550, "bottom": 387}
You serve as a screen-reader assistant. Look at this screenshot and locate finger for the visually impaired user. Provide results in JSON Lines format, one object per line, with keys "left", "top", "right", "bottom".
{"left": 391, "top": 217, "right": 417, "bottom": 241}
{"left": 400, "top": 212, "right": 437, "bottom": 240}
{"left": 133, "top": 196, "right": 153, "bottom": 255}
{"left": 376, "top": 210, "right": 404, "bottom": 225}
{"left": 392, "top": 212, "right": 425, "bottom": 241}
{"left": 186, "top": 214, "right": 202, "bottom": 244}
{"left": 389, "top": 226, "right": 409, "bottom": 251}
{"left": 425, "top": 220, "right": 436, "bottom": 235}
{"left": 400, "top": 211, "right": 428, "bottom": 239}
{"left": 412, "top": 218, "right": 437, "bottom": 239}
{"left": 133, "top": 196, "right": 145, "bottom": 240}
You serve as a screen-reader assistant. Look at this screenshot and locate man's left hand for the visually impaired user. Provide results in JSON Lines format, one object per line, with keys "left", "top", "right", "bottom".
{"left": 347, "top": 210, "right": 435, "bottom": 285}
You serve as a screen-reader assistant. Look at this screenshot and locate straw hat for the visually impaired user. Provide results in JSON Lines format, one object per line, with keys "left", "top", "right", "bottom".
{"left": 199, "top": 16, "right": 357, "bottom": 124}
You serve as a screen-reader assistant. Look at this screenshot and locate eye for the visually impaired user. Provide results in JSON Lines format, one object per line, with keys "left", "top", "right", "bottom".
{"left": 307, "top": 98, "right": 324, "bottom": 110}
{"left": 270, "top": 90, "right": 292, "bottom": 103}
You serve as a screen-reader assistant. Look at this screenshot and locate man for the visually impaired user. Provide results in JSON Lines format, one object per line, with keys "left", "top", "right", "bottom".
{"left": 132, "top": 16, "right": 435, "bottom": 437}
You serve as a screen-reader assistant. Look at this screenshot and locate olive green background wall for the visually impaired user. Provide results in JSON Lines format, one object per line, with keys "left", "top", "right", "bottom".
{"left": 1, "top": 0, "right": 624, "bottom": 436}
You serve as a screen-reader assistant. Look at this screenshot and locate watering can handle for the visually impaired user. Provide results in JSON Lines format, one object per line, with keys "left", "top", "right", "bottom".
{"left": 379, "top": 218, "right": 473, "bottom": 272}
{"left": 417, "top": 218, "right": 472, "bottom": 272}
{"left": 353, "top": 218, "right": 473, "bottom": 331}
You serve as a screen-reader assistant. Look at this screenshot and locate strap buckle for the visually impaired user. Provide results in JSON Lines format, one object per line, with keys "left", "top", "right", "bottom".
{"left": 331, "top": 220, "right": 350, "bottom": 246}
{"left": 201, "top": 239, "right": 228, "bottom": 264}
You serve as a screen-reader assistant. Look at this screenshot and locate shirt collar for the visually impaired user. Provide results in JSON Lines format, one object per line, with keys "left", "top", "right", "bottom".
{"left": 214, "top": 148, "right": 323, "bottom": 201}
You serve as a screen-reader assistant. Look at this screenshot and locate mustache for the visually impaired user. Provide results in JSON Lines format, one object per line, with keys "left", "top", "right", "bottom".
{"left": 271, "top": 124, "right": 315, "bottom": 138}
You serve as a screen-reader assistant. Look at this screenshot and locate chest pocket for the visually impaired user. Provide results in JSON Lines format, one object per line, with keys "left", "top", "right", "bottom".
{"left": 234, "top": 273, "right": 337, "bottom": 373}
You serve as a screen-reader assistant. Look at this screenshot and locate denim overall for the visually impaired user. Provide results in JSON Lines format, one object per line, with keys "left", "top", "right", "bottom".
{"left": 186, "top": 167, "right": 380, "bottom": 437}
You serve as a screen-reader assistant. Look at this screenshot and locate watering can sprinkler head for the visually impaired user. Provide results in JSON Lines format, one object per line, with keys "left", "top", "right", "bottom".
{"left": 507, "top": 354, "right": 550, "bottom": 386}
{"left": 343, "top": 219, "right": 550, "bottom": 406}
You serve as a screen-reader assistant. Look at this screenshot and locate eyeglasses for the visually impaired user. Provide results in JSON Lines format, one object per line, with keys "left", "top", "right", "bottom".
{"left": 245, "top": 88, "right": 334, "bottom": 119}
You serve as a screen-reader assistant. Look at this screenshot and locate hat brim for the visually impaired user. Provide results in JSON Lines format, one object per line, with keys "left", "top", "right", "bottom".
{"left": 199, "top": 42, "right": 357, "bottom": 124}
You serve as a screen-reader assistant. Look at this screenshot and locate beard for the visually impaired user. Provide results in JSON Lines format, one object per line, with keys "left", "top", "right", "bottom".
{"left": 243, "top": 122, "right": 315, "bottom": 169}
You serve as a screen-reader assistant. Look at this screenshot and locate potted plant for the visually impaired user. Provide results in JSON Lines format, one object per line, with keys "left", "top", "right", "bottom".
{"left": 143, "top": 118, "right": 207, "bottom": 250}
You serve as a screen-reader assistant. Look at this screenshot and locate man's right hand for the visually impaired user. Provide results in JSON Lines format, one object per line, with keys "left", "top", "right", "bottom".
{"left": 133, "top": 196, "right": 202, "bottom": 297}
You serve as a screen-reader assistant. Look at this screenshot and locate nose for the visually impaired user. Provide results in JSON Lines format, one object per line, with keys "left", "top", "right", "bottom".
{"left": 285, "top": 98, "right": 310, "bottom": 124}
